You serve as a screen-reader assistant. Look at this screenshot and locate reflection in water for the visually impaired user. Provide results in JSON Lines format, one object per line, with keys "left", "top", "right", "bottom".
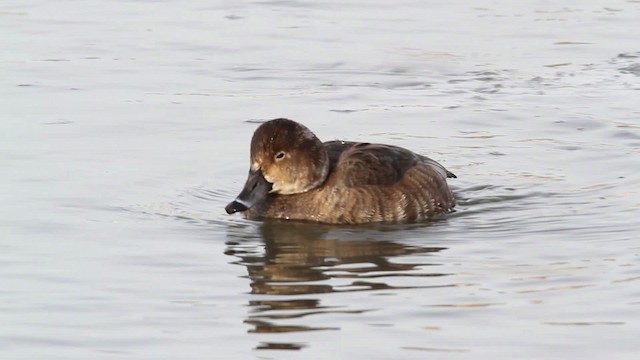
{"left": 225, "top": 221, "right": 448, "bottom": 349}
{"left": 256, "top": 342, "right": 307, "bottom": 351}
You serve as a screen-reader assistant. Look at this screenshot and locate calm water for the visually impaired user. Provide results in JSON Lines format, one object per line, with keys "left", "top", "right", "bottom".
{"left": 2, "top": 0, "right": 640, "bottom": 359}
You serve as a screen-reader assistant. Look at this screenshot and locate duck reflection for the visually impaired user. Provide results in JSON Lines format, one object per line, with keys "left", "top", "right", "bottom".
{"left": 225, "top": 220, "right": 448, "bottom": 340}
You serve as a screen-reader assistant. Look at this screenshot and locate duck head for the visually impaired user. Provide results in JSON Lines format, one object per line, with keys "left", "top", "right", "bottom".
{"left": 225, "top": 118, "right": 330, "bottom": 214}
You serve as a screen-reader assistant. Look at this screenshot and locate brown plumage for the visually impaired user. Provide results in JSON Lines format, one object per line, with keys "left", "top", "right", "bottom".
{"left": 225, "top": 118, "right": 456, "bottom": 224}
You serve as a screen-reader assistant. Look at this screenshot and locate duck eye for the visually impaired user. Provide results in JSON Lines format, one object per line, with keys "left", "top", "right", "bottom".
{"left": 275, "top": 151, "right": 286, "bottom": 161}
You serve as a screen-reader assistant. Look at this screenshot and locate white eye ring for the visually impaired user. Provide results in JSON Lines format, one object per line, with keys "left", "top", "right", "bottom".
{"left": 275, "top": 151, "right": 286, "bottom": 161}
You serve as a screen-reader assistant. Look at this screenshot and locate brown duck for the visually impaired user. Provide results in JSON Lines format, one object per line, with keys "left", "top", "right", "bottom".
{"left": 225, "top": 118, "right": 456, "bottom": 224}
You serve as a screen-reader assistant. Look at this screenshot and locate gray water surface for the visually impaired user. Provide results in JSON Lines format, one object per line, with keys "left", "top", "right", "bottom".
{"left": 2, "top": 1, "right": 640, "bottom": 359}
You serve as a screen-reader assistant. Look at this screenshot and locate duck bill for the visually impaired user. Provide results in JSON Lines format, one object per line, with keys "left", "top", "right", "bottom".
{"left": 225, "top": 169, "right": 273, "bottom": 214}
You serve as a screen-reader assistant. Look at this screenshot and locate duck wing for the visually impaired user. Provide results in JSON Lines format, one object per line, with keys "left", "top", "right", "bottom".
{"left": 325, "top": 142, "right": 452, "bottom": 187}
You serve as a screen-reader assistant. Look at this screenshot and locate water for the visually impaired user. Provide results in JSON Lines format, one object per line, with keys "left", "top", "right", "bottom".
{"left": 2, "top": 0, "right": 639, "bottom": 359}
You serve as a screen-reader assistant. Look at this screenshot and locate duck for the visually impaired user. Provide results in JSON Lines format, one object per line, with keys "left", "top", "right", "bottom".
{"left": 225, "top": 118, "right": 456, "bottom": 224}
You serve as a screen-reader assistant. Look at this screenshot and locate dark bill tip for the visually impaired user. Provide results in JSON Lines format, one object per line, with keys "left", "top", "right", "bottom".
{"left": 225, "top": 200, "right": 248, "bottom": 214}
{"left": 225, "top": 169, "right": 272, "bottom": 216}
